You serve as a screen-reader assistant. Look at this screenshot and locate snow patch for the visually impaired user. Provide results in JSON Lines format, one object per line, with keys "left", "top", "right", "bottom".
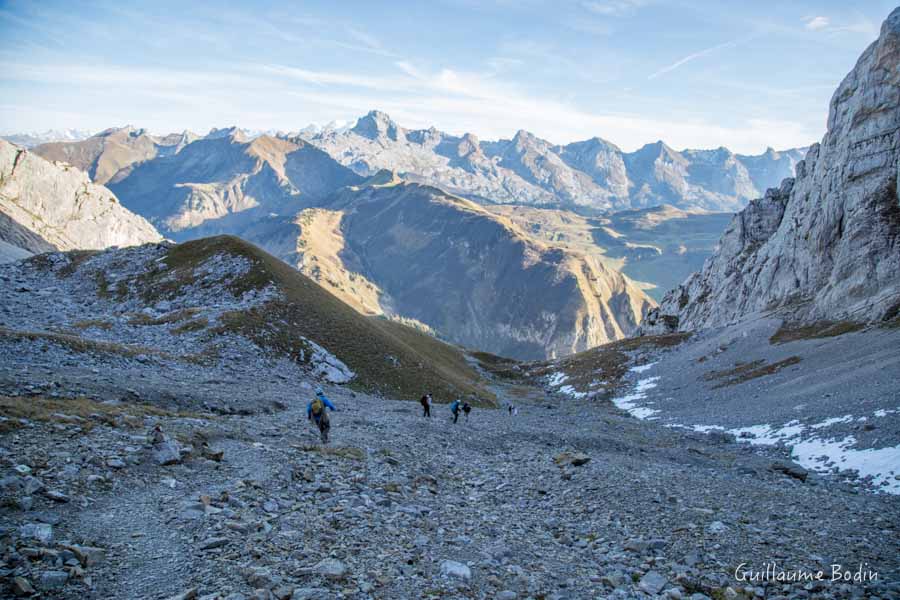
{"left": 558, "top": 385, "right": 587, "bottom": 399}
{"left": 630, "top": 362, "right": 657, "bottom": 374}
{"left": 612, "top": 376, "right": 660, "bottom": 420}
{"left": 547, "top": 372, "right": 568, "bottom": 387}
{"left": 792, "top": 436, "right": 900, "bottom": 494}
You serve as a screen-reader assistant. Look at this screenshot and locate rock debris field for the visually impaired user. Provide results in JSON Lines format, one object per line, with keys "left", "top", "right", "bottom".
{"left": 0, "top": 249, "right": 898, "bottom": 599}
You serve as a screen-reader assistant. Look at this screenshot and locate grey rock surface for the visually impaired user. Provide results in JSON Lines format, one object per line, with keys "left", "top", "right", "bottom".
{"left": 0, "top": 139, "right": 163, "bottom": 254}
{"left": 649, "top": 9, "right": 900, "bottom": 331}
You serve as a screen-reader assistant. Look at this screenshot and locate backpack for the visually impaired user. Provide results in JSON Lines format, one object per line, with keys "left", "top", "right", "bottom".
{"left": 311, "top": 398, "right": 324, "bottom": 417}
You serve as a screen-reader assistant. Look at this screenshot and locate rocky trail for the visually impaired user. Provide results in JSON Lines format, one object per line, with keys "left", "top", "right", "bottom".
{"left": 2, "top": 360, "right": 899, "bottom": 600}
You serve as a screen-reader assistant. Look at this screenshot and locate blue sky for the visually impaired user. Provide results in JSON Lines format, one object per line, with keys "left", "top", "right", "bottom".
{"left": 0, "top": 0, "right": 894, "bottom": 153}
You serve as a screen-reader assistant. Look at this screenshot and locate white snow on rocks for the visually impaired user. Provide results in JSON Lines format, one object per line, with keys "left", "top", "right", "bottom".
{"left": 682, "top": 410, "right": 900, "bottom": 495}
{"left": 546, "top": 372, "right": 568, "bottom": 387}
{"left": 612, "top": 375, "right": 661, "bottom": 420}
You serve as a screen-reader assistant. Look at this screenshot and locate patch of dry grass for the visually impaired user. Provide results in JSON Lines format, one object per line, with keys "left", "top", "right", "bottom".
{"left": 127, "top": 308, "right": 203, "bottom": 326}
{"left": 299, "top": 444, "right": 366, "bottom": 461}
{"left": 0, "top": 326, "right": 160, "bottom": 359}
{"left": 705, "top": 356, "right": 802, "bottom": 388}
{"left": 70, "top": 319, "right": 113, "bottom": 331}
{"left": 770, "top": 321, "right": 864, "bottom": 344}
{"left": 0, "top": 395, "right": 191, "bottom": 433}
{"left": 171, "top": 317, "right": 209, "bottom": 334}
{"left": 521, "top": 332, "right": 693, "bottom": 397}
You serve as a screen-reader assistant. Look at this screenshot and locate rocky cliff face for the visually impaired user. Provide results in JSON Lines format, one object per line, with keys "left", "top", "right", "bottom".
{"left": 645, "top": 9, "right": 900, "bottom": 332}
{"left": 239, "top": 181, "right": 655, "bottom": 360}
{"left": 0, "top": 140, "right": 163, "bottom": 253}
{"left": 305, "top": 111, "right": 805, "bottom": 212}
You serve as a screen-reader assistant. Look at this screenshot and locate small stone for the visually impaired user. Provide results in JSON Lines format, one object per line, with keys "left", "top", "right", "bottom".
{"left": 315, "top": 558, "right": 347, "bottom": 580}
{"left": 20, "top": 522, "right": 53, "bottom": 544}
{"left": 154, "top": 440, "right": 183, "bottom": 465}
{"left": 770, "top": 461, "right": 809, "bottom": 482}
{"left": 707, "top": 521, "right": 727, "bottom": 534}
{"left": 38, "top": 570, "right": 69, "bottom": 590}
{"left": 639, "top": 570, "right": 668, "bottom": 595}
{"left": 165, "top": 589, "right": 198, "bottom": 600}
{"left": 14, "top": 464, "right": 32, "bottom": 475}
{"left": 203, "top": 448, "right": 224, "bottom": 462}
{"left": 439, "top": 560, "right": 471, "bottom": 581}
{"left": 69, "top": 545, "right": 106, "bottom": 567}
{"left": 198, "top": 537, "right": 229, "bottom": 550}
{"left": 107, "top": 458, "right": 127, "bottom": 469}
{"left": 497, "top": 591, "right": 518, "bottom": 600}
{"left": 12, "top": 577, "right": 34, "bottom": 596}
{"left": 44, "top": 489, "right": 70, "bottom": 503}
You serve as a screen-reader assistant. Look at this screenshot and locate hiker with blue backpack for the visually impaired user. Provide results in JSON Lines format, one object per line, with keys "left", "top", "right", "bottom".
{"left": 450, "top": 399, "right": 461, "bottom": 424}
{"left": 307, "top": 387, "right": 337, "bottom": 443}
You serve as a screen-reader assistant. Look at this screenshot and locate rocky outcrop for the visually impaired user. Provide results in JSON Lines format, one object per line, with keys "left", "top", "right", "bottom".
{"left": 0, "top": 140, "right": 163, "bottom": 253}
{"left": 646, "top": 8, "right": 900, "bottom": 332}
{"left": 304, "top": 110, "right": 805, "bottom": 212}
{"left": 240, "top": 182, "right": 655, "bottom": 360}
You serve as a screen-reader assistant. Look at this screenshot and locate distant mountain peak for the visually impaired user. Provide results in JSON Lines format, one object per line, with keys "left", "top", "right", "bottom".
{"left": 351, "top": 110, "right": 405, "bottom": 141}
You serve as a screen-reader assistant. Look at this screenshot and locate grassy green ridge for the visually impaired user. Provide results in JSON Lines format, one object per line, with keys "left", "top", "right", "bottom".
{"left": 151, "top": 236, "right": 494, "bottom": 404}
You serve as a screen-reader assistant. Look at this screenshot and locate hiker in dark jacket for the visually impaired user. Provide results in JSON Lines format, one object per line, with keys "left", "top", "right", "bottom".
{"left": 307, "top": 388, "right": 336, "bottom": 443}
{"left": 420, "top": 393, "right": 432, "bottom": 418}
{"left": 462, "top": 401, "right": 472, "bottom": 422}
{"left": 450, "top": 399, "right": 461, "bottom": 424}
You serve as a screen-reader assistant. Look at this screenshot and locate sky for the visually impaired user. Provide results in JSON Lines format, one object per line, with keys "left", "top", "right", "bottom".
{"left": 0, "top": 0, "right": 894, "bottom": 153}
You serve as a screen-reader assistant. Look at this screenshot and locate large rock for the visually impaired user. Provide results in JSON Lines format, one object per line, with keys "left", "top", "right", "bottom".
{"left": 439, "top": 560, "right": 472, "bottom": 581}
{"left": 650, "top": 8, "right": 900, "bottom": 330}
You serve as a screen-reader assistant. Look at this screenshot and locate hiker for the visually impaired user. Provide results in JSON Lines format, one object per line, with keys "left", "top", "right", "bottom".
{"left": 307, "top": 387, "right": 337, "bottom": 443}
{"left": 420, "top": 393, "right": 434, "bottom": 417}
{"left": 450, "top": 399, "right": 461, "bottom": 424}
{"left": 462, "top": 401, "right": 472, "bottom": 422}
{"left": 508, "top": 403, "right": 514, "bottom": 416}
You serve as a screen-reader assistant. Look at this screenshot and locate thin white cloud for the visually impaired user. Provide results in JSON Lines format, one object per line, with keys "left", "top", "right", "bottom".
{"left": 0, "top": 57, "right": 819, "bottom": 154}
{"left": 581, "top": 0, "right": 648, "bottom": 17}
{"left": 647, "top": 36, "right": 752, "bottom": 80}
{"left": 804, "top": 16, "right": 830, "bottom": 31}
{"left": 801, "top": 14, "right": 876, "bottom": 37}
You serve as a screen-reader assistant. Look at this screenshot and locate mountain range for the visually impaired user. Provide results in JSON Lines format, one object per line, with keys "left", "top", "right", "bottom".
{"left": 14, "top": 115, "right": 807, "bottom": 218}
{"left": 304, "top": 112, "right": 806, "bottom": 213}
{"left": 0, "top": 85, "right": 809, "bottom": 361}
{"left": 0, "top": 128, "right": 93, "bottom": 148}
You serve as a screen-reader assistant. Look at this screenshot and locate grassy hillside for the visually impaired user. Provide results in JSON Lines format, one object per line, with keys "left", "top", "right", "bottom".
{"left": 145, "top": 235, "right": 494, "bottom": 404}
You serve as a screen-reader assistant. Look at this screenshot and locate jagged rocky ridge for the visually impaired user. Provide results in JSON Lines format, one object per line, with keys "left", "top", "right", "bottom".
{"left": 0, "top": 140, "right": 163, "bottom": 260}
{"left": 643, "top": 8, "right": 900, "bottom": 333}
{"left": 305, "top": 111, "right": 806, "bottom": 212}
